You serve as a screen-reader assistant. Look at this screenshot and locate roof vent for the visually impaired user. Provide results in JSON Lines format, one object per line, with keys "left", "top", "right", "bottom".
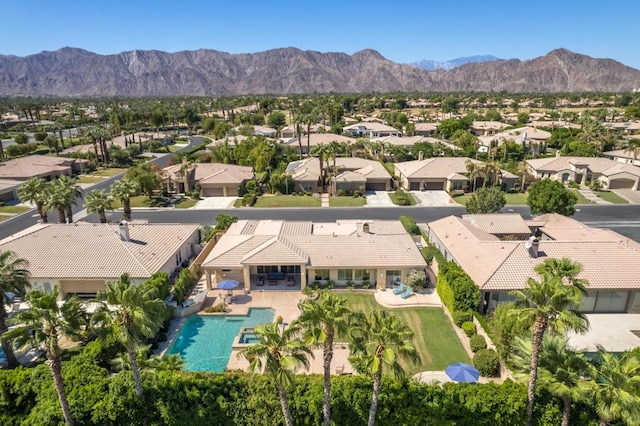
{"left": 363, "top": 222, "right": 370, "bottom": 234}
{"left": 524, "top": 235, "right": 539, "bottom": 258}
{"left": 119, "top": 220, "right": 130, "bottom": 242}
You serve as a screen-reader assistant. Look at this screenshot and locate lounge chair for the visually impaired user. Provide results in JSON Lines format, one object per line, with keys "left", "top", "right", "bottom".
{"left": 400, "top": 287, "right": 414, "bottom": 299}
{"left": 256, "top": 275, "right": 265, "bottom": 287}
{"left": 392, "top": 283, "right": 406, "bottom": 295}
{"left": 286, "top": 275, "right": 295, "bottom": 287}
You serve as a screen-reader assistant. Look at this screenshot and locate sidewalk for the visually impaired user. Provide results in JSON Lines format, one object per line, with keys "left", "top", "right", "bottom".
{"left": 320, "top": 193, "right": 330, "bottom": 207}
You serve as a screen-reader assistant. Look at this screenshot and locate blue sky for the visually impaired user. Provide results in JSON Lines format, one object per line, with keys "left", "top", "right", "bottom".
{"left": 2, "top": 0, "right": 640, "bottom": 68}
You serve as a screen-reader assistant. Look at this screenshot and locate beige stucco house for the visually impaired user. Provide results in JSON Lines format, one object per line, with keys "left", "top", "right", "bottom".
{"left": 0, "top": 155, "right": 84, "bottom": 181}
{"left": 162, "top": 161, "right": 255, "bottom": 196}
{"left": 603, "top": 149, "right": 640, "bottom": 167}
{"left": 201, "top": 219, "right": 426, "bottom": 291}
{"left": 469, "top": 121, "right": 509, "bottom": 137}
{"left": 286, "top": 157, "right": 391, "bottom": 193}
{"left": 427, "top": 213, "right": 640, "bottom": 314}
{"left": 527, "top": 154, "right": 640, "bottom": 190}
{"left": 0, "top": 221, "right": 200, "bottom": 299}
{"left": 343, "top": 122, "right": 401, "bottom": 138}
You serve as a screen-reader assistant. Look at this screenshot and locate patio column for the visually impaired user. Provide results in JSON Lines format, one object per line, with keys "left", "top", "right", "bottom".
{"left": 243, "top": 267, "right": 250, "bottom": 290}
{"left": 300, "top": 265, "right": 307, "bottom": 290}
{"left": 205, "top": 270, "right": 212, "bottom": 289}
{"left": 223, "top": 186, "right": 228, "bottom": 196}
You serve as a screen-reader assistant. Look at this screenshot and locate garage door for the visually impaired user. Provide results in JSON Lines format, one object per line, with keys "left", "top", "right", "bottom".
{"left": 608, "top": 179, "right": 636, "bottom": 189}
{"left": 409, "top": 182, "right": 421, "bottom": 190}
{"left": 202, "top": 187, "right": 224, "bottom": 197}
{"left": 366, "top": 182, "right": 387, "bottom": 191}
{"left": 424, "top": 181, "right": 445, "bottom": 190}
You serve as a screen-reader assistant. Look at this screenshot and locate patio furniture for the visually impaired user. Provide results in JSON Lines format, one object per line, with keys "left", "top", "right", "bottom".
{"left": 267, "top": 272, "right": 284, "bottom": 283}
{"left": 445, "top": 363, "right": 480, "bottom": 383}
{"left": 286, "top": 275, "right": 295, "bottom": 287}
{"left": 400, "top": 286, "right": 414, "bottom": 299}
{"left": 335, "top": 364, "right": 344, "bottom": 375}
{"left": 256, "top": 275, "right": 265, "bottom": 286}
{"left": 392, "top": 283, "right": 406, "bottom": 295}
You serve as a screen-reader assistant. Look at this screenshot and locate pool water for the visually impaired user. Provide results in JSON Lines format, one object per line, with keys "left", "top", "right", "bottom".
{"left": 167, "top": 308, "right": 274, "bottom": 372}
{"left": 239, "top": 331, "right": 260, "bottom": 344}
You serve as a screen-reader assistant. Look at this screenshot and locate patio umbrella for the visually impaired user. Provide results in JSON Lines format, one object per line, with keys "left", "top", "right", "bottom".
{"left": 216, "top": 280, "right": 240, "bottom": 290}
{"left": 445, "top": 362, "right": 480, "bottom": 383}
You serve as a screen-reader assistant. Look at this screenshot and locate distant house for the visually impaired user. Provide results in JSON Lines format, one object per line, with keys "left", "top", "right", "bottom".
{"left": 162, "top": 160, "right": 254, "bottom": 196}
{"left": 286, "top": 157, "right": 391, "bottom": 193}
{"left": 427, "top": 213, "right": 640, "bottom": 314}
{"left": 526, "top": 154, "right": 640, "bottom": 190}
{"left": 394, "top": 157, "right": 516, "bottom": 192}
{"left": 603, "top": 149, "right": 640, "bottom": 167}
{"left": 343, "top": 122, "right": 401, "bottom": 138}
{"left": 201, "top": 219, "right": 426, "bottom": 291}
{"left": 469, "top": 121, "right": 509, "bottom": 137}
{"left": 0, "top": 221, "right": 200, "bottom": 299}
{"left": 478, "top": 126, "right": 551, "bottom": 151}
{"left": 251, "top": 126, "right": 277, "bottom": 138}
{"left": 283, "top": 133, "right": 356, "bottom": 155}
{"left": 603, "top": 121, "right": 640, "bottom": 135}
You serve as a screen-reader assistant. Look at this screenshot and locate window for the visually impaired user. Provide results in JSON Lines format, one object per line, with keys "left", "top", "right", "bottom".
{"left": 354, "top": 269, "right": 370, "bottom": 281}
{"left": 338, "top": 269, "right": 352, "bottom": 281}
{"left": 314, "top": 269, "right": 330, "bottom": 281}
{"left": 452, "top": 181, "right": 464, "bottom": 190}
{"left": 561, "top": 173, "right": 570, "bottom": 182}
{"left": 281, "top": 265, "right": 301, "bottom": 274}
{"left": 386, "top": 270, "right": 401, "bottom": 284}
{"left": 633, "top": 292, "right": 640, "bottom": 309}
{"left": 304, "top": 183, "right": 313, "bottom": 191}
{"left": 257, "top": 266, "right": 279, "bottom": 273}
{"left": 595, "top": 291, "right": 629, "bottom": 313}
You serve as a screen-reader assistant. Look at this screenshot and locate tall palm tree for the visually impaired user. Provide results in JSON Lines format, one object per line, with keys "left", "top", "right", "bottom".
{"left": 511, "top": 335, "right": 591, "bottom": 426}
{"left": 516, "top": 161, "right": 530, "bottom": 192}
{"left": 483, "top": 160, "right": 502, "bottom": 187}
{"left": 110, "top": 179, "right": 138, "bottom": 220}
{"left": 17, "top": 177, "right": 49, "bottom": 223}
{"left": 625, "top": 140, "right": 640, "bottom": 161}
{"left": 297, "top": 292, "right": 351, "bottom": 426}
{"left": 84, "top": 189, "right": 115, "bottom": 223}
{"left": 465, "top": 160, "right": 480, "bottom": 192}
{"left": 588, "top": 349, "right": 640, "bottom": 426}
{"left": 238, "top": 322, "right": 312, "bottom": 426}
{"left": 510, "top": 264, "right": 590, "bottom": 426}
{"left": 348, "top": 310, "right": 420, "bottom": 426}
{"left": 92, "top": 274, "right": 165, "bottom": 397}
{"left": 535, "top": 257, "right": 587, "bottom": 287}
{"left": 47, "top": 176, "right": 82, "bottom": 224}
{"left": 0, "top": 250, "right": 30, "bottom": 368}
{"left": 5, "top": 288, "right": 86, "bottom": 425}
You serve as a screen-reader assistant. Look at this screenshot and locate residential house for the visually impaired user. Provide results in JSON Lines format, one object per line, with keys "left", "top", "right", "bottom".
{"left": 426, "top": 213, "right": 640, "bottom": 314}
{"left": 201, "top": 219, "right": 427, "bottom": 291}
{"left": 251, "top": 125, "right": 277, "bottom": 138}
{"left": 603, "top": 148, "right": 640, "bottom": 167}
{"left": 478, "top": 126, "right": 551, "bottom": 153}
{"left": 527, "top": 154, "right": 640, "bottom": 190}
{"left": 469, "top": 121, "right": 509, "bottom": 137}
{"left": 283, "top": 133, "right": 356, "bottom": 155}
{"left": 603, "top": 122, "right": 640, "bottom": 136}
{"left": 286, "top": 157, "right": 391, "bottom": 193}
{"left": 0, "top": 155, "right": 83, "bottom": 181}
{"left": 162, "top": 160, "right": 254, "bottom": 196}
{"left": 343, "top": 122, "right": 401, "bottom": 138}
{"left": 0, "top": 221, "right": 200, "bottom": 299}
{"left": 394, "top": 157, "right": 516, "bottom": 192}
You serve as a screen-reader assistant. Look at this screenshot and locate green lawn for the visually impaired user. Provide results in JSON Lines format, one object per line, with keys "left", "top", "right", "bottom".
{"left": 174, "top": 198, "right": 199, "bottom": 208}
{"left": 0, "top": 205, "right": 31, "bottom": 214}
{"left": 569, "top": 189, "right": 594, "bottom": 204}
{"left": 253, "top": 195, "right": 321, "bottom": 208}
{"left": 339, "top": 292, "right": 470, "bottom": 375}
{"left": 233, "top": 199, "right": 244, "bottom": 208}
{"left": 112, "top": 196, "right": 168, "bottom": 208}
{"left": 78, "top": 176, "right": 103, "bottom": 184}
{"left": 329, "top": 196, "right": 367, "bottom": 207}
{"left": 382, "top": 161, "right": 396, "bottom": 176}
{"left": 0, "top": 215, "right": 12, "bottom": 222}
{"left": 168, "top": 145, "right": 183, "bottom": 152}
{"left": 389, "top": 190, "right": 417, "bottom": 206}
{"left": 92, "top": 168, "right": 127, "bottom": 177}
{"left": 596, "top": 191, "right": 629, "bottom": 204}
{"left": 453, "top": 192, "right": 529, "bottom": 206}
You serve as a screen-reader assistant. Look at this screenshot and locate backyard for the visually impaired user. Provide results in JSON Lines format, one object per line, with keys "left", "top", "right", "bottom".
{"left": 338, "top": 292, "right": 470, "bottom": 375}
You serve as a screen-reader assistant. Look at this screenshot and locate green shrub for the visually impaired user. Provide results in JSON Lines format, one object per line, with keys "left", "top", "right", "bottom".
{"left": 437, "top": 261, "right": 481, "bottom": 314}
{"left": 394, "top": 189, "right": 410, "bottom": 205}
{"left": 421, "top": 245, "right": 443, "bottom": 265}
{"left": 173, "top": 266, "right": 201, "bottom": 305}
{"left": 462, "top": 321, "right": 477, "bottom": 337}
{"left": 361, "top": 280, "right": 371, "bottom": 289}
{"left": 473, "top": 349, "right": 500, "bottom": 377}
{"left": 399, "top": 215, "right": 420, "bottom": 235}
{"left": 470, "top": 334, "right": 487, "bottom": 353}
{"left": 337, "top": 189, "right": 347, "bottom": 196}
{"left": 453, "top": 311, "right": 474, "bottom": 328}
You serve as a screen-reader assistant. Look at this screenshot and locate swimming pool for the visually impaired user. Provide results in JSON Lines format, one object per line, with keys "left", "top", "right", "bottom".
{"left": 167, "top": 308, "right": 274, "bottom": 372}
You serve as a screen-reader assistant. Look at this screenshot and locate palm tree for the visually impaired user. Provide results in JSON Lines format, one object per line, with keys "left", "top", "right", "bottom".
{"left": 92, "top": 274, "right": 165, "bottom": 397}
{"left": 509, "top": 262, "right": 590, "bottom": 426}
{"left": 625, "top": 140, "right": 640, "bottom": 161}
{"left": 84, "top": 189, "right": 115, "bottom": 223}
{"left": 311, "top": 143, "right": 330, "bottom": 190}
{"left": 511, "top": 335, "right": 591, "bottom": 426}
{"left": 516, "top": 161, "right": 530, "bottom": 192}
{"left": 535, "top": 257, "right": 587, "bottom": 287}
{"left": 297, "top": 292, "right": 351, "bottom": 426}
{"left": 0, "top": 251, "right": 30, "bottom": 368}
{"left": 17, "top": 177, "right": 49, "bottom": 223}
{"left": 5, "top": 288, "right": 86, "bottom": 425}
{"left": 238, "top": 321, "right": 312, "bottom": 426}
{"left": 588, "top": 349, "right": 640, "bottom": 426}
{"left": 47, "top": 176, "right": 82, "bottom": 224}
{"left": 348, "top": 310, "right": 420, "bottom": 426}
{"left": 110, "top": 179, "right": 138, "bottom": 220}
{"left": 483, "top": 160, "right": 502, "bottom": 187}
{"left": 465, "top": 160, "right": 480, "bottom": 192}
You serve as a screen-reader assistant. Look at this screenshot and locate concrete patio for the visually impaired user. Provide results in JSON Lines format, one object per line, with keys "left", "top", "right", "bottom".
{"left": 374, "top": 287, "right": 442, "bottom": 307}
{"left": 568, "top": 314, "right": 640, "bottom": 352}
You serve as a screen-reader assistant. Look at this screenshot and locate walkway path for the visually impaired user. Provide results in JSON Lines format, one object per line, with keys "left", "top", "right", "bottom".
{"left": 320, "top": 193, "right": 330, "bottom": 207}
{"left": 578, "top": 187, "right": 610, "bottom": 204}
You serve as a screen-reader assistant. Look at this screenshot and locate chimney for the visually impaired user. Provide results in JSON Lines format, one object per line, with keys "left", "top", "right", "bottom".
{"left": 525, "top": 235, "right": 539, "bottom": 258}
{"left": 119, "top": 220, "right": 130, "bottom": 242}
{"left": 418, "top": 150, "right": 424, "bottom": 161}
{"left": 362, "top": 222, "right": 370, "bottom": 234}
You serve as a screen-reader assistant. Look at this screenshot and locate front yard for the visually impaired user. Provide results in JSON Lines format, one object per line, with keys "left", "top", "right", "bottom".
{"left": 253, "top": 195, "right": 321, "bottom": 208}
{"left": 595, "top": 191, "right": 629, "bottom": 204}
{"left": 453, "top": 192, "right": 528, "bottom": 206}
{"left": 329, "top": 196, "right": 367, "bottom": 207}
{"left": 389, "top": 190, "right": 417, "bottom": 206}
{"left": 339, "top": 292, "right": 470, "bottom": 375}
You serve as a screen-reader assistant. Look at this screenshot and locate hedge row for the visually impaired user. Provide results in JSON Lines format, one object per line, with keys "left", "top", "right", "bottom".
{"left": 436, "top": 261, "right": 481, "bottom": 314}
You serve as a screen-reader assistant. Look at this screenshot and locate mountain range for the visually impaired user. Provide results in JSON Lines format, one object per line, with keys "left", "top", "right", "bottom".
{"left": 0, "top": 47, "right": 639, "bottom": 96}
{"left": 410, "top": 55, "right": 501, "bottom": 71}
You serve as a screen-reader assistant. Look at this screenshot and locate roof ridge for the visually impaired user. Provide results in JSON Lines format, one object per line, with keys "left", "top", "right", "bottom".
{"left": 115, "top": 226, "right": 154, "bottom": 276}
{"left": 278, "top": 235, "right": 309, "bottom": 261}
{"left": 480, "top": 243, "right": 520, "bottom": 289}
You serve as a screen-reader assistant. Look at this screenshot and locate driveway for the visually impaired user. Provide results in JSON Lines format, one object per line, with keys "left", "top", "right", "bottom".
{"left": 411, "top": 191, "right": 456, "bottom": 207}
{"left": 612, "top": 189, "right": 640, "bottom": 204}
{"left": 365, "top": 191, "right": 396, "bottom": 207}
{"left": 193, "top": 197, "right": 238, "bottom": 209}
